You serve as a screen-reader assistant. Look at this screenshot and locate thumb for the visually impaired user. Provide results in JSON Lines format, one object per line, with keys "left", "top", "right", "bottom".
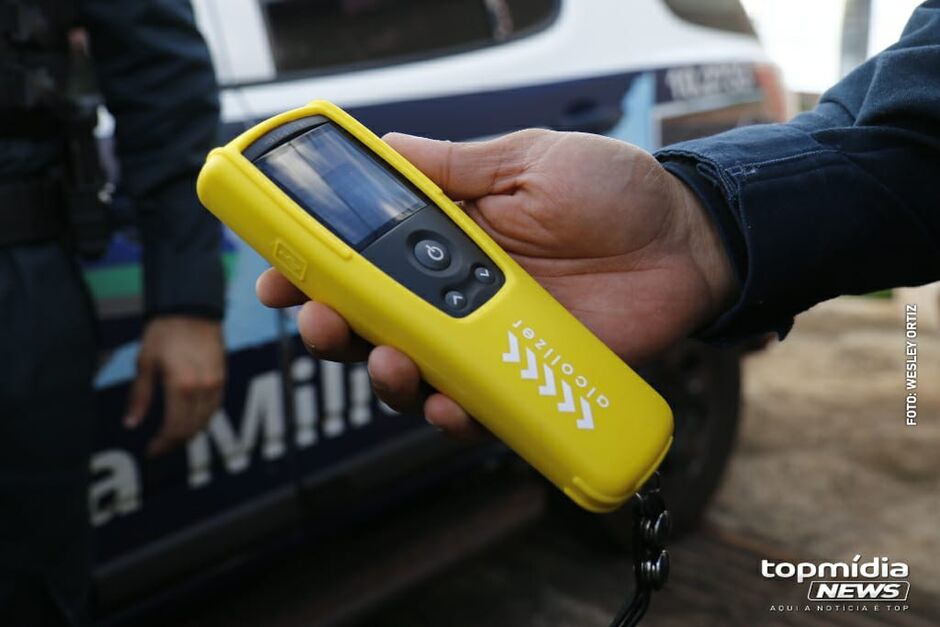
{"left": 125, "top": 360, "right": 155, "bottom": 429}
{"left": 383, "top": 131, "right": 539, "bottom": 201}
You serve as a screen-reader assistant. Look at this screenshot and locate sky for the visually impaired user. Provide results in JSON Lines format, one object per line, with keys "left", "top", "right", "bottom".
{"left": 740, "top": 0, "right": 923, "bottom": 93}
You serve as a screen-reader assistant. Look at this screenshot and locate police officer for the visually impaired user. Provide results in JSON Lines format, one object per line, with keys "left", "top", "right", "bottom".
{"left": 0, "top": 1, "right": 225, "bottom": 624}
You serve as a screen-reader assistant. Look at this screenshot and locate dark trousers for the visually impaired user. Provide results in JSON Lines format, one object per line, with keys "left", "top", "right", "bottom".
{"left": 0, "top": 242, "right": 96, "bottom": 626}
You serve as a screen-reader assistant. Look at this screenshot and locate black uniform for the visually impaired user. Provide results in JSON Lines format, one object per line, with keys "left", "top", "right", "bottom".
{"left": 0, "top": 1, "right": 222, "bottom": 623}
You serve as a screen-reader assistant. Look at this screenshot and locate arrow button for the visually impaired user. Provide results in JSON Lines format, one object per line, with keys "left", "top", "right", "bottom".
{"left": 444, "top": 290, "right": 467, "bottom": 312}
{"left": 473, "top": 265, "right": 495, "bottom": 284}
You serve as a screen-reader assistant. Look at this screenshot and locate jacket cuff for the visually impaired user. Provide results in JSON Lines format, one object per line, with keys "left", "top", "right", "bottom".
{"left": 139, "top": 176, "right": 225, "bottom": 320}
{"left": 655, "top": 123, "right": 857, "bottom": 342}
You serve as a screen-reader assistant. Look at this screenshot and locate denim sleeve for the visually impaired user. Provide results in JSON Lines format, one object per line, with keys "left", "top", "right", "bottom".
{"left": 656, "top": 0, "right": 940, "bottom": 342}
{"left": 81, "top": 0, "right": 224, "bottom": 319}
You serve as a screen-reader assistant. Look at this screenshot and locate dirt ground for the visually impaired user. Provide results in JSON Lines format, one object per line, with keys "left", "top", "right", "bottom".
{"left": 709, "top": 295, "right": 940, "bottom": 594}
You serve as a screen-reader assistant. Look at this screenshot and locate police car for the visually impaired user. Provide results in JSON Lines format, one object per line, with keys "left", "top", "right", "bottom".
{"left": 85, "top": 0, "right": 786, "bottom": 620}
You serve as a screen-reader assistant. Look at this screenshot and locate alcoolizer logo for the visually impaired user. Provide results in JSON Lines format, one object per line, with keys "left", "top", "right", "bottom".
{"left": 501, "top": 319, "right": 608, "bottom": 430}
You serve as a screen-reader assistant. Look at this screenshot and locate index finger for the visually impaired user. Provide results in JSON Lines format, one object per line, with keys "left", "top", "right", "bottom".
{"left": 147, "top": 386, "right": 197, "bottom": 457}
{"left": 256, "top": 267, "right": 308, "bottom": 308}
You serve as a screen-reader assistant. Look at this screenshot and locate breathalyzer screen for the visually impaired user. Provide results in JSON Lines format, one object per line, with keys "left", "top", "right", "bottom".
{"left": 255, "top": 123, "right": 425, "bottom": 250}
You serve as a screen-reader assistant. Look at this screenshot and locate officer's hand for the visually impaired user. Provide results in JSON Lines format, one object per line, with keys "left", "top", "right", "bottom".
{"left": 256, "top": 130, "right": 736, "bottom": 438}
{"left": 125, "top": 316, "right": 226, "bottom": 456}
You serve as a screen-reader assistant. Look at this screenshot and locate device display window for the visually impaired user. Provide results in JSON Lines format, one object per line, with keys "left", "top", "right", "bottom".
{"left": 255, "top": 123, "right": 425, "bottom": 250}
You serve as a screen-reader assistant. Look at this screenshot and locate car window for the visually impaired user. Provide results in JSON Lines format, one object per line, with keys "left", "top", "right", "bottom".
{"left": 261, "top": 0, "right": 558, "bottom": 75}
{"left": 662, "top": 0, "right": 755, "bottom": 35}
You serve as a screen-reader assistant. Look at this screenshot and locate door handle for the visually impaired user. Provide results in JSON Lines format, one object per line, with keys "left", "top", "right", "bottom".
{"left": 556, "top": 102, "right": 623, "bottom": 133}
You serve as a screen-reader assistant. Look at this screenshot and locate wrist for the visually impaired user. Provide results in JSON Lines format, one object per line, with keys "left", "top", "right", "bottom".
{"left": 145, "top": 314, "right": 223, "bottom": 332}
{"left": 667, "top": 173, "right": 738, "bottom": 326}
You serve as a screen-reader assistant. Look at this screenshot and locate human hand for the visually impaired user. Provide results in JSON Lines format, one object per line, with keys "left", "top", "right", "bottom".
{"left": 125, "top": 316, "right": 226, "bottom": 455}
{"left": 256, "top": 130, "right": 735, "bottom": 437}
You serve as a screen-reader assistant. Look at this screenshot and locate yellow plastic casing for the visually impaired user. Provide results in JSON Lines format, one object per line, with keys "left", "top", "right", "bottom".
{"left": 197, "top": 101, "right": 672, "bottom": 512}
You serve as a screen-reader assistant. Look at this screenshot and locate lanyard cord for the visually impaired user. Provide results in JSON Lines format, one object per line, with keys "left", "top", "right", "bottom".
{"left": 609, "top": 473, "right": 671, "bottom": 627}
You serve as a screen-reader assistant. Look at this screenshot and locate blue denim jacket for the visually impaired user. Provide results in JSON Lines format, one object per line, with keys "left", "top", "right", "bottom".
{"left": 657, "top": 1, "right": 940, "bottom": 341}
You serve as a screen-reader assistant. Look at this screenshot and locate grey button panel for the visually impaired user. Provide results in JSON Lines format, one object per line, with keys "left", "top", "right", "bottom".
{"left": 361, "top": 206, "right": 504, "bottom": 317}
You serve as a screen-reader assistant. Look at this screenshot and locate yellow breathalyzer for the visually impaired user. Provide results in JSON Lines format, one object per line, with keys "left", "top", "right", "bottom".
{"left": 197, "top": 101, "right": 673, "bottom": 512}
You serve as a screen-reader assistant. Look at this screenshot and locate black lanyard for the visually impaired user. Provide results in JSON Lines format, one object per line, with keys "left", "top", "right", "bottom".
{"left": 609, "top": 473, "right": 671, "bottom": 627}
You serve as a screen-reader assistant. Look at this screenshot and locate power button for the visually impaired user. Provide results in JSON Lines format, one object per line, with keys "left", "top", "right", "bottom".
{"left": 413, "top": 239, "right": 451, "bottom": 270}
